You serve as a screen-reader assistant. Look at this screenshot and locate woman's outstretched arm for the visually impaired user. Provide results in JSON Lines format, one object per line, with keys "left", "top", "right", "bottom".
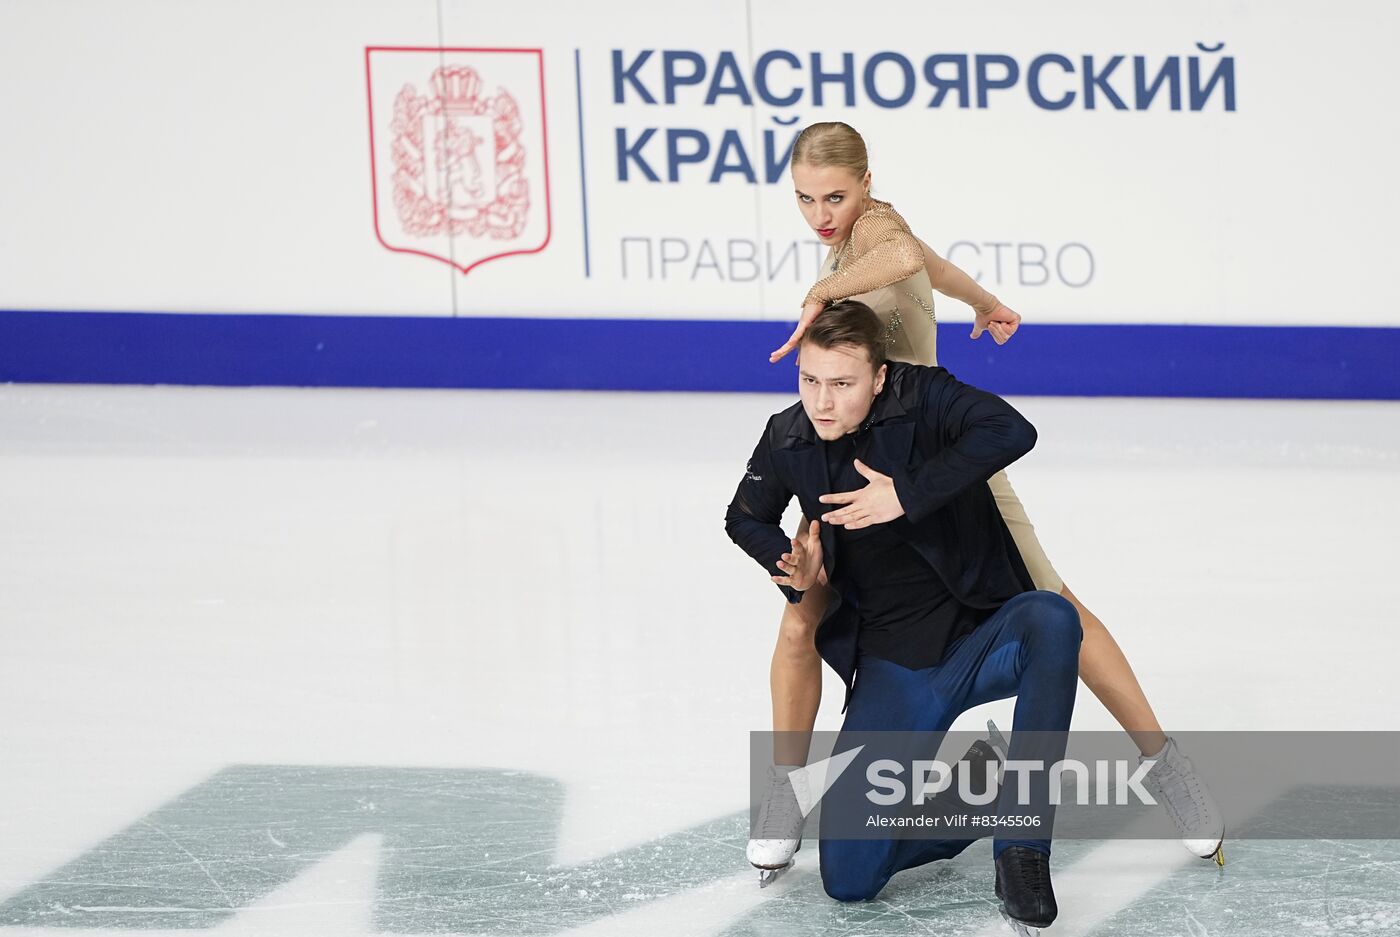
{"left": 918, "top": 238, "right": 1022, "bottom": 344}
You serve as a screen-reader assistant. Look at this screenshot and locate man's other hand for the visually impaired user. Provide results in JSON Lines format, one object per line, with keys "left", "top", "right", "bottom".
{"left": 772, "top": 519, "right": 824, "bottom": 591}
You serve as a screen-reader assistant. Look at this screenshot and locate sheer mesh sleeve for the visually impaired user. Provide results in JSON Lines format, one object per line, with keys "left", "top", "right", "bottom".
{"left": 802, "top": 201, "right": 926, "bottom": 306}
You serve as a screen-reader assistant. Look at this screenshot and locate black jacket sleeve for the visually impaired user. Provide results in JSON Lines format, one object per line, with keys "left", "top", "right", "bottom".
{"left": 724, "top": 418, "right": 804, "bottom": 604}
{"left": 891, "top": 369, "right": 1038, "bottom": 524}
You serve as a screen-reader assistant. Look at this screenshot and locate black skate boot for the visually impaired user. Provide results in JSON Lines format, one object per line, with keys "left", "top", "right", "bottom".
{"left": 917, "top": 724, "right": 1005, "bottom": 825}
{"left": 994, "top": 845, "right": 1057, "bottom": 935}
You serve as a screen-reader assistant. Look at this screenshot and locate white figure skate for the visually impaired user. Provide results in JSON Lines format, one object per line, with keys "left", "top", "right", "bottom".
{"left": 1139, "top": 736, "right": 1226, "bottom": 865}
{"left": 748, "top": 764, "right": 809, "bottom": 887}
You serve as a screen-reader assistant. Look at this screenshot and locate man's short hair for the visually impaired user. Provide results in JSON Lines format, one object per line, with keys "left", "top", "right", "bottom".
{"left": 801, "top": 300, "right": 888, "bottom": 369}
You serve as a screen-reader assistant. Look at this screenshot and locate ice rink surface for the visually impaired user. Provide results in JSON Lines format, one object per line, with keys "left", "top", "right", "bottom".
{"left": 1, "top": 382, "right": 1397, "bottom": 936}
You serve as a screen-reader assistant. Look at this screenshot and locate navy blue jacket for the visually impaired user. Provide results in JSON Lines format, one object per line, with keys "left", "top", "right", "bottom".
{"left": 724, "top": 362, "right": 1037, "bottom": 705}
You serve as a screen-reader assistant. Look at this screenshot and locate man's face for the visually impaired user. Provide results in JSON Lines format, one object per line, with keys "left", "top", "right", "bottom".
{"left": 797, "top": 342, "right": 887, "bottom": 441}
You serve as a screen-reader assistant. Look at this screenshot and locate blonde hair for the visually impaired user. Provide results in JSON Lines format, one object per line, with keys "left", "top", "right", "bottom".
{"left": 790, "top": 121, "right": 869, "bottom": 176}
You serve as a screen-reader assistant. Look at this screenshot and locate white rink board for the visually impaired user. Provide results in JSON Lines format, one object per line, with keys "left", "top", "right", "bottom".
{"left": 0, "top": 0, "right": 1396, "bottom": 325}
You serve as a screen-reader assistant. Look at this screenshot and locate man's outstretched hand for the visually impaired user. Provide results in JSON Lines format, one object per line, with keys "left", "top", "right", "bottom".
{"left": 772, "top": 519, "right": 824, "bottom": 591}
{"left": 970, "top": 303, "right": 1022, "bottom": 345}
{"left": 770, "top": 301, "right": 825, "bottom": 363}
{"left": 819, "top": 460, "right": 905, "bottom": 529}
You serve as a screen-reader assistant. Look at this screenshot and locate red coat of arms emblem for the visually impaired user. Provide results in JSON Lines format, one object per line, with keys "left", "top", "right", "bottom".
{"left": 366, "top": 47, "right": 551, "bottom": 275}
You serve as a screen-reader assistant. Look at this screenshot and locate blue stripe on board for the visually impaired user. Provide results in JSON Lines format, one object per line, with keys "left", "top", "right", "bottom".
{"left": 1, "top": 310, "right": 1397, "bottom": 399}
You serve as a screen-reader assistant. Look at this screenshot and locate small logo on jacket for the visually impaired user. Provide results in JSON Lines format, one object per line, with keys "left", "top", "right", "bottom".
{"left": 366, "top": 47, "right": 552, "bottom": 274}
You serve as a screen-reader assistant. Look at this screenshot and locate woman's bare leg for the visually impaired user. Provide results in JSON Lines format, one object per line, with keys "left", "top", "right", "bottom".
{"left": 767, "top": 579, "right": 1169, "bottom": 758}
{"left": 1061, "top": 584, "right": 1167, "bottom": 757}
{"left": 771, "top": 583, "right": 831, "bottom": 766}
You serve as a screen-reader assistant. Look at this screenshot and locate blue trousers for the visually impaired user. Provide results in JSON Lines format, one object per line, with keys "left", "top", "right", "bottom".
{"left": 820, "top": 590, "right": 1082, "bottom": 902}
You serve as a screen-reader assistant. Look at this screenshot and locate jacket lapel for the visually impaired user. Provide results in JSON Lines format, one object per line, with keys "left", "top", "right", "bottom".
{"left": 860, "top": 367, "right": 917, "bottom": 476}
{"left": 864, "top": 420, "right": 916, "bottom": 478}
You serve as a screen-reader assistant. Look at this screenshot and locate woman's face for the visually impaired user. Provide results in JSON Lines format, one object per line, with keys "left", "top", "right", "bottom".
{"left": 791, "top": 162, "right": 870, "bottom": 248}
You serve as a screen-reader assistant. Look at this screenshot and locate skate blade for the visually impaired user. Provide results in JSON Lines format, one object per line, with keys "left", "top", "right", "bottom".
{"left": 999, "top": 909, "right": 1043, "bottom": 936}
{"left": 986, "top": 719, "right": 1010, "bottom": 762}
{"left": 1190, "top": 833, "right": 1225, "bottom": 866}
{"left": 757, "top": 864, "right": 792, "bottom": 888}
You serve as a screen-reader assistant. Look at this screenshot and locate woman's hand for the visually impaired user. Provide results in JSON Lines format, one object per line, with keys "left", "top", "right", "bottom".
{"left": 971, "top": 303, "right": 1022, "bottom": 345}
{"left": 770, "top": 301, "right": 826, "bottom": 363}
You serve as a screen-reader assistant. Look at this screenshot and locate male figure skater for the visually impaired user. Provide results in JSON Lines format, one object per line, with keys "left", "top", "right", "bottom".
{"left": 725, "top": 300, "right": 1082, "bottom": 933}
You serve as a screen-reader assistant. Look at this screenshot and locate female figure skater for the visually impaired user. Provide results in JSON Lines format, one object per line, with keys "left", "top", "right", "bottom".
{"left": 747, "top": 122, "right": 1224, "bottom": 886}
